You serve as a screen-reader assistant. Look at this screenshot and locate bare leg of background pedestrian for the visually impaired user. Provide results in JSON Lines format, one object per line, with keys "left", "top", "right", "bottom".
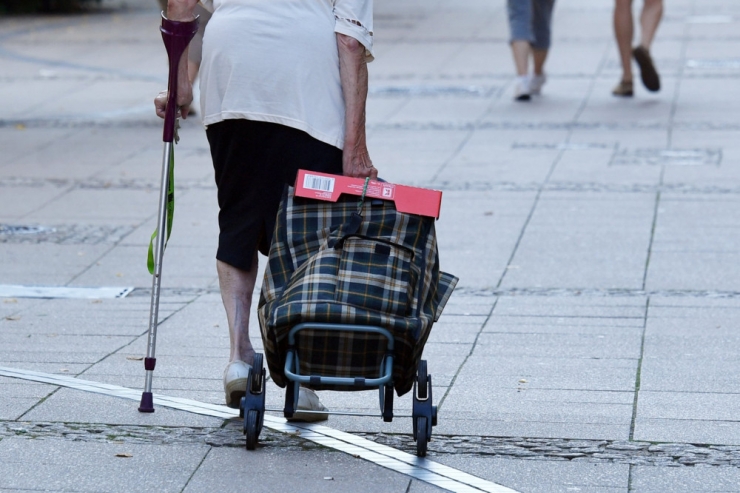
{"left": 510, "top": 40, "right": 533, "bottom": 101}
{"left": 507, "top": 0, "right": 535, "bottom": 101}
{"left": 639, "top": 0, "right": 663, "bottom": 47}
{"left": 530, "top": 48, "right": 548, "bottom": 95}
{"left": 510, "top": 41, "right": 548, "bottom": 100}
{"left": 613, "top": 0, "right": 635, "bottom": 96}
{"left": 633, "top": 0, "right": 662, "bottom": 91}
{"left": 613, "top": 0, "right": 662, "bottom": 96}
{"left": 218, "top": 255, "right": 257, "bottom": 409}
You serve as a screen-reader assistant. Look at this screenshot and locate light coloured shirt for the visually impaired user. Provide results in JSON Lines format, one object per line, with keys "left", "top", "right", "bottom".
{"left": 198, "top": 0, "right": 374, "bottom": 150}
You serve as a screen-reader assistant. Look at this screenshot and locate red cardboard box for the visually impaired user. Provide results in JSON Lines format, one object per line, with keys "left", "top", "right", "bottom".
{"left": 294, "top": 169, "right": 443, "bottom": 219}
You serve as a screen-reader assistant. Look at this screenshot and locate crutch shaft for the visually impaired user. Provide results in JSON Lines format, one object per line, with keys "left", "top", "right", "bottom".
{"left": 138, "top": 142, "right": 173, "bottom": 413}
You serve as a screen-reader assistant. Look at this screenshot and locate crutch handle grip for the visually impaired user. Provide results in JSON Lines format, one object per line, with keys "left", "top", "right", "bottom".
{"left": 160, "top": 14, "right": 200, "bottom": 143}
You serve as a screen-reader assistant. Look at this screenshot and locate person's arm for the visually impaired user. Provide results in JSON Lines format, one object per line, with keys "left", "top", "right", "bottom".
{"left": 337, "top": 33, "right": 377, "bottom": 179}
{"left": 154, "top": 0, "right": 199, "bottom": 120}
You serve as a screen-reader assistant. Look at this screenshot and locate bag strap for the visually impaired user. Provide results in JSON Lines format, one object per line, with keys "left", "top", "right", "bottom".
{"left": 328, "top": 177, "right": 370, "bottom": 248}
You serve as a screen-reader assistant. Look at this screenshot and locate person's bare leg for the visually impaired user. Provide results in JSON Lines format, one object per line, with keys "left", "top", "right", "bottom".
{"left": 638, "top": 0, "right": 663, "bottom": 49}
{"left": 532, "top": 48, "right": 548, "bottom": 76}
{"left": 217, "top": 255, "right": 257, "bottom": 366}
{"left": 510, "top": 40, "right": 531, "bottom": 76}
{"left": 614, "top": 0, "right": 634, "bottom": 83}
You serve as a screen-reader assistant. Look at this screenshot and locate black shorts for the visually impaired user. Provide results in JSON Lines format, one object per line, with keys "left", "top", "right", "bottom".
{"left": 206, "top": 119, "right": 343, "bottom": 271}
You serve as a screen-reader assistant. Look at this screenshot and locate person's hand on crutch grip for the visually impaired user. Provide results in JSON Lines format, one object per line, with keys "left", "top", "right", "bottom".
{"left": 153, "top": 0, "right": 200, "bottom": 122}
{"left": 154, "top": 89, "right": 192, "bottom": 121}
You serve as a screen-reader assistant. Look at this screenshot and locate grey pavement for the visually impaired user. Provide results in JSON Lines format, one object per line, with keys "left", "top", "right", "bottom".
{"left": 2, "top": 0, "right": 740, "bottom": 491}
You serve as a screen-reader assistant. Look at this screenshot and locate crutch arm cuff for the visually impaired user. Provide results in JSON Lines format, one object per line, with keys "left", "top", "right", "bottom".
{"left": 160, "top": 13, "right": 200, "bottom": 143}
{"left": 160, "top": 14, "right": 200, "bottom": 39}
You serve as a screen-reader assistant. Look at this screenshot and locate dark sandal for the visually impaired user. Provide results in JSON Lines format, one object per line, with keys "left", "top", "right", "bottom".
{"left": 632, "top": 46, "right": 660, "bottom": 92}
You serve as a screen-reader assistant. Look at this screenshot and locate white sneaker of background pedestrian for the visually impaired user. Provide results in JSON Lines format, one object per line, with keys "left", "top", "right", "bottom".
{"left": 529, "top": 73, "right": 547, "bottom": 95}
{"left": 288, "top": 387, "right": 329, "bottom": 422}
{"left": 514, "top": 75, "right": 531, "bottom": 101}
{"left": 223, "top": 360, "right": 251, "bottom": 409}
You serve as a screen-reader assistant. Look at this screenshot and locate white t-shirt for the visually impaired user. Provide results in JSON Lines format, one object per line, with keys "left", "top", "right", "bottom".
{"left": 198, "top": 0, "right": 374, "bottom": 150}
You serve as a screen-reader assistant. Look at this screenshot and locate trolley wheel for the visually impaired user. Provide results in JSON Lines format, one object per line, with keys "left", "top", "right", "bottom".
{"left": 382, "top": 384, "right": 394, "bottom": 422}
{"left": 415, "top": 416, "right": 428, "bottom": 457}
{"left": 239, "top": 396, "right": 245, "bottom": 418}
{"left": 246, "top": 409, "right": 260, "bottom": 450}
{"left": 416, "top": 360, "right": 428, "bottom": 400}
{"left": 250, "top": 353, "right": 264, "bottom": 393}
{"left": 284, "top": 381, "right": 298, "bottom": 418}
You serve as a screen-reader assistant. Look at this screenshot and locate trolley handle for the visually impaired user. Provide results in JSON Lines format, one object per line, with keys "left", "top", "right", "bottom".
{"left": 287, "top": 322, "right": 394, "bottom": 350}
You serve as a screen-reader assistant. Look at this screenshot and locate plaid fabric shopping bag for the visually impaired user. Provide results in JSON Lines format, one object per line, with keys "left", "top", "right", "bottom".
{"left": 258, "top": 185, "right": 457, "bottom": 396}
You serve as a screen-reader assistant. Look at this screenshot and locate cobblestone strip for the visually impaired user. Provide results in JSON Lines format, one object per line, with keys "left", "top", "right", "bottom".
{"left": 367, "top": 121, "right": 740, "bottom": 132}
{"left": 356, "top": 434, "right": 740, "bottom": 467}
{"left": 455, "top": 287, "right": 740, "bottom": 299}
{"left": 0, "top": 420, "right": 318, "bottom": 451}
{"left": 3, "top": 177, "right": 740, "bottom": 196}
{"left": 128, "top": 286, "right": 740, "bottom": 300}
{"left": 431, "top": 182, "right": 740, "bottom": 195}
{"left": 0, "top": 177, "right": 213, "bottom": 191}
{"left": 3, "top": 421, "right": 739, "bottom": 467}
{"left": 0, "top": 224, "right": 134, "bottom": 245}
{"left": 3, "top": 119, "right": 740, "bottom": 131}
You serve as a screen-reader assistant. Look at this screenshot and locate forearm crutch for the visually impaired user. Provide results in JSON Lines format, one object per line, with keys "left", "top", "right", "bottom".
{"left": 139, "top": 13, "right": 199, "bottom": 413}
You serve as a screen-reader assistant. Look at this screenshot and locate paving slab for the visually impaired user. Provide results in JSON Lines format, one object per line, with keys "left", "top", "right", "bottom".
{"left": 633, "top": 359, "right": 740, "bottom": 395}
{"left": 0, "top": 244, "right": 113, "bottom": 286}
{"left": 633, "top": 392, "right": 740, "bottom": 445}
{"left": 0, "top": 437, "right": 208, "bottom": 493}
{"left": 182, "top": 446, "right": 419, "bottom": 493}
{"left": 20, "top": 388, "right": 223, "bottom": 428}
{"left": 454, "top": 355, "right": 638, "bottom": 392}
{"left": 631, "top": 465, "right": 740, "bottom": 493}
{"left": 435, "top": 456, "right": 629, "bottom": 493}
{"left": 473, "top": 332, "right": 642, "bottom": 360}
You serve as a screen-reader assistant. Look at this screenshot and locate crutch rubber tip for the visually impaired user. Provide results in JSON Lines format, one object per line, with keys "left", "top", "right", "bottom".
{"left": 138, "top": 392, "right": 155, "bottom": 413}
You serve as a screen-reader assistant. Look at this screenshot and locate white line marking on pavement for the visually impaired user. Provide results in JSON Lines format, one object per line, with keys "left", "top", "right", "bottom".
{"left": 0, "top": 366, "right": 519, "bottom": 493}
{"left": 0, "top": 285, "right": 134, "bottom": 299}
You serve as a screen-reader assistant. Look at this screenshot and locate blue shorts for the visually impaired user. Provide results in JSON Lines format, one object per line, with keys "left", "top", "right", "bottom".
{"left": 507, "top": 0, "right": 556, "bottom": 50}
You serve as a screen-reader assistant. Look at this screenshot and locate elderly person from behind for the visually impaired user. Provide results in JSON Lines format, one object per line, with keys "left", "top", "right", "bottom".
{"left": 156, "top": 0, "right": 377, "bottom": 420}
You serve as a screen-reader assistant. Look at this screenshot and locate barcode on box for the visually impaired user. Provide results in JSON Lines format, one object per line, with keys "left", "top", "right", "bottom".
{"left": 303, "top": 174, "right": 335, "bottom": 192}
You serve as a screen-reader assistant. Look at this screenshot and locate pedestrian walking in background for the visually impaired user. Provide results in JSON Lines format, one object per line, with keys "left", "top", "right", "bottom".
{"left": 612, "top": 0, "right": 663, "bottom": 96}
{"left": 506, "top": 0, "right": 556, "bottom": 101}
{"left": 156, "top": 0, "right": 376, "bottom": 419}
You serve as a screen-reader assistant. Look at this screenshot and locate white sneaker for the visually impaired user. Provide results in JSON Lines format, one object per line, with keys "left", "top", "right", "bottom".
{"left": 223, "top": 360, "right": 251, "bottom": 409}
{"left": 288, "top": 388, "right": 329, "bottom": 422}
{"left": 514, "top": 75, "right": 531, "bottom": 101}
{"left": 530, "top": 73, "right": 546, "bottom": 95}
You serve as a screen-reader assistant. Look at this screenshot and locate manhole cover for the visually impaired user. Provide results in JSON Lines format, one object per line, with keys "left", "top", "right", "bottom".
{"left": 611, "top": 148, "right": 721, "bottom": 166}
{"left": 0, "top": 225, "right": 55, "bottom": 235}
